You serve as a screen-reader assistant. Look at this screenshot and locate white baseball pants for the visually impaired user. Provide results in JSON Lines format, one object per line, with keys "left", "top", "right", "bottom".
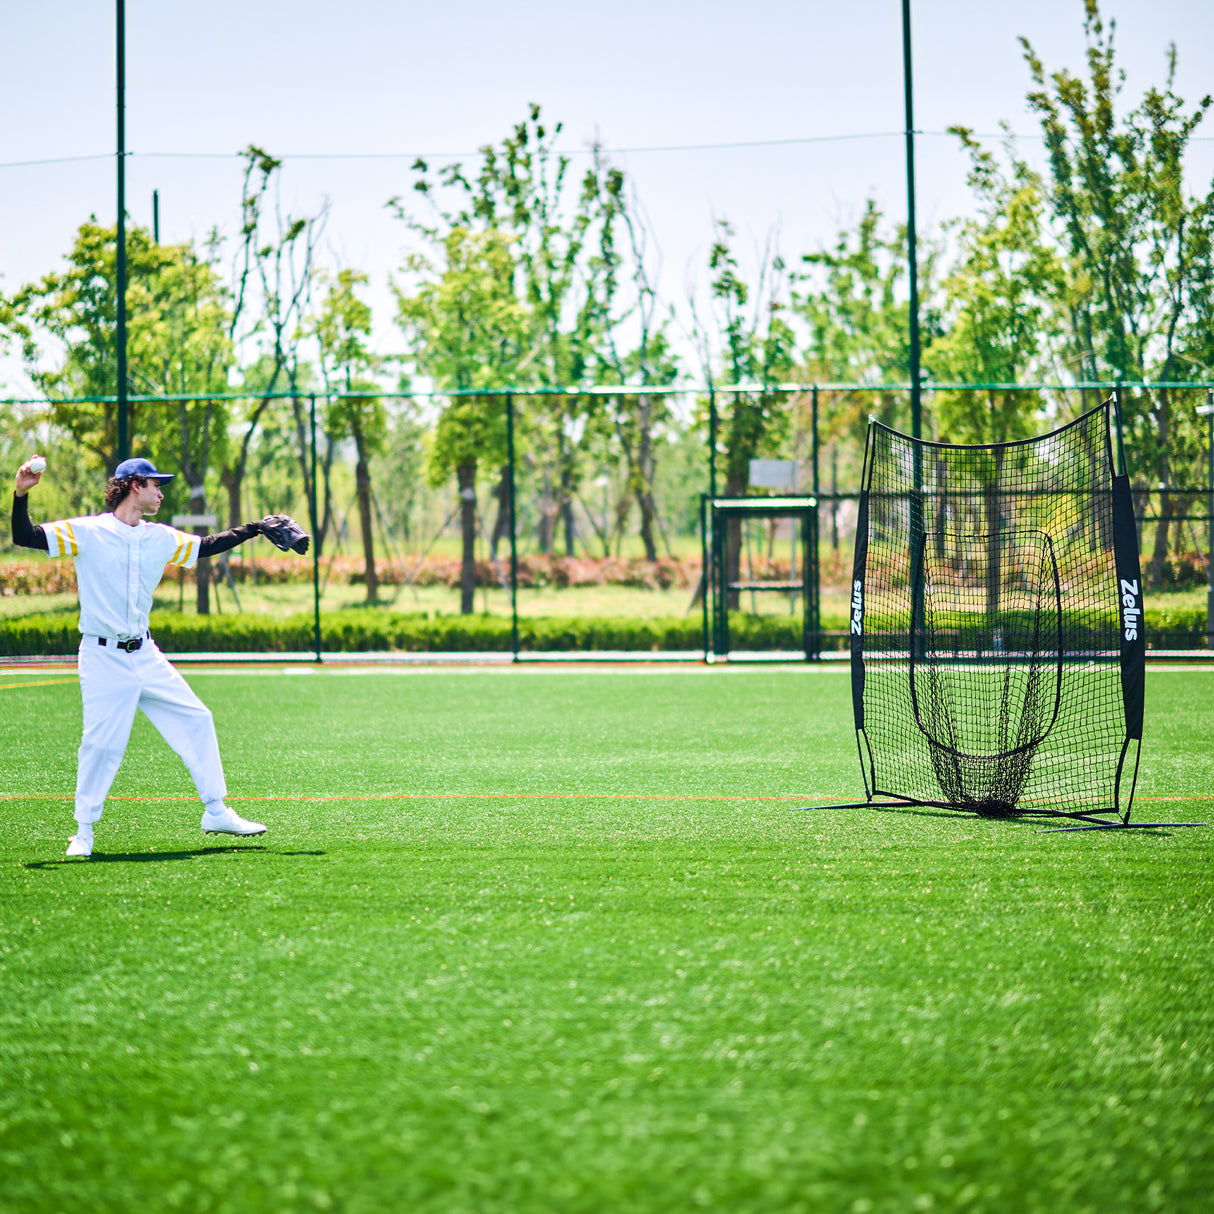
{"left": 74, "top": 638, "right": 228, "bottom": 825}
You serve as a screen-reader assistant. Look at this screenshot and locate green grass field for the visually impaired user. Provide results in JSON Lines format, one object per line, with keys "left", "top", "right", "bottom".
{"left": 2, "top": 664, "right": 1212, "bottom": 1213}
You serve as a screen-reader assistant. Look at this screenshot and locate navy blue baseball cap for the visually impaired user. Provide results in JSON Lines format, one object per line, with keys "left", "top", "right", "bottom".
{"left": 114, "top": 457, "right": 174, "bottom": 483}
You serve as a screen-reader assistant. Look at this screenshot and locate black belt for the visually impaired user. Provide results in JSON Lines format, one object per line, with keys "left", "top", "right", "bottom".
{"left": 97, "top": 631, "right": 151, "bottom": 652}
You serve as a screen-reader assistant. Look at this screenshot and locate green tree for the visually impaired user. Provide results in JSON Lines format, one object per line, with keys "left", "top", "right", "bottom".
{"left": 793, "top": 200, "right": 939, "bottom": 437}
{"left": 396, "top": 107, "right": 626, "bottom": 560}
{"left": 1019, "top": 0, "right": 1213, "bottom": 583}
{"left": 394, "top": 226, "right": 529, "bottom": 613}
{"left": 690, "top": 219, "right": 797, "bottom": 605}
{"left": 927, "top": 134, "right": 1067, "bottom": 620}
{"left": 6, "top": 220, "right": 231, "bottom": 477}
{"left": 313, "top": 269, "right": 386, "bottom": 603}
{"left": 696, "top": 219, "right": 798, "bottom": 492}
{"left": 5, "top": 220, "right": 239, "bottom": 611}
{"left": 220, "top": 147, "right": 328, "bottom": 544}
{"left": 930, "top": 130, "right": 1066, "bottom": 445}
{"left": 584, "top": 150, "right": 681, "bottom": 560}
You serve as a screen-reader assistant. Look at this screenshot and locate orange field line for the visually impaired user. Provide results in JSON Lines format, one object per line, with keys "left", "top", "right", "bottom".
{"left": 0, "top": 678, "right": 79, "bottom": 691}
{"left": 2, "top": 792, "right": 815, "bottom": 804}
{"left": 2, "top": 792, "right": 1211, "bottom": 804}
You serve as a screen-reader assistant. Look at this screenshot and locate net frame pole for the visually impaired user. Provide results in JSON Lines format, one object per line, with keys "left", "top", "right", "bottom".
{"left": 1108, "top": 394, "right": 1145, "bottom": 823}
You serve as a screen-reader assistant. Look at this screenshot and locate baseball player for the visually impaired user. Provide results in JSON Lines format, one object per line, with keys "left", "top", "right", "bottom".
{"left": 11, "top": 454, "right": 309, "bottom": 858}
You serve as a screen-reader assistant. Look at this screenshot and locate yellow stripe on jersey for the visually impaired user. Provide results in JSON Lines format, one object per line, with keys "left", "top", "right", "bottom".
{"left": 168, "top": 531, "right": 198, "bottom": 568}
{"left": 49, "top": 521, "right": 76, "bottom": 557}
{"left": 63, "top": 520, "right": 78, "bottom": 555}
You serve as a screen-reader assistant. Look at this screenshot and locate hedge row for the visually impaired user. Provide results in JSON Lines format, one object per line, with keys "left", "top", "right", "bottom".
{"left": 0, "top": 553, "right": 716, "bottom": 594}
{"left": 0, "top": 606, "right": 1205, "bottom": 657}
{"left": 0, "top": 609, "right": 847, "bottom": 656}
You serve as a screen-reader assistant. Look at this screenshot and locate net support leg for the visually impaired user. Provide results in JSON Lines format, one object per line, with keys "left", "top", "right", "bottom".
{"left": 1037, "top": 821, "right": 1205, "bottom": 833}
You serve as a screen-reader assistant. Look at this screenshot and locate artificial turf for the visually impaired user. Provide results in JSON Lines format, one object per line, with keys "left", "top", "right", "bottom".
{"left": 1, "top": 664, "right": 1212, "bottom": 1213}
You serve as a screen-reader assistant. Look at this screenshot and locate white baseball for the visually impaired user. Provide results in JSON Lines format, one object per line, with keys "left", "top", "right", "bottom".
{"left": 28, "top": 456, "right": 47, "bottom": 474}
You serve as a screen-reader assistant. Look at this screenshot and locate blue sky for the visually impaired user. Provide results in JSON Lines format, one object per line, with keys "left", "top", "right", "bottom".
{"left": 2, "top": 0, "right": 1211, "bottom": 383}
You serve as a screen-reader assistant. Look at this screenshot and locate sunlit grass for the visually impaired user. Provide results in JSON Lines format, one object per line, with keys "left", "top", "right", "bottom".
{"left": 1, "top": 665, "right": 1212, "bottom": 1212}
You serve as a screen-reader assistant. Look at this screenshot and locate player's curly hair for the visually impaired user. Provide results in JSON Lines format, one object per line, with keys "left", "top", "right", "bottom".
{"left": 104, "top": 475, "right": 148, "bottom": 509}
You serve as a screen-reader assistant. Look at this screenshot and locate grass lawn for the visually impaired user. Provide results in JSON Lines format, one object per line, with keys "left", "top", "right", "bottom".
{"left": 1, "top": 664, "right": 1212, "bottom": 1212}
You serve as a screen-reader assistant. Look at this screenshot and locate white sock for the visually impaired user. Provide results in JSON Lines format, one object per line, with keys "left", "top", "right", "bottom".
{"left": 74, "top": 822, "right": 94, "bottom": 841}
{"left": 204, "top": 800, "right": 227, "bottom": 817}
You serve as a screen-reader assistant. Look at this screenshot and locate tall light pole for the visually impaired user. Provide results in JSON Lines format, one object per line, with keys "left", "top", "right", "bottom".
{"left": 1198, "top": 393, "right": 1214, "bottom": 650}
{"left": 901, "top": 0, "right": 921, "bottom": 442}
{"left": 115, "top": 0, "right": 128, "bottom": 463}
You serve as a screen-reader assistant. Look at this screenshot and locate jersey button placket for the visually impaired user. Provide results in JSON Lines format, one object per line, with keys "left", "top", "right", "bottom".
{"left": 128, "top": 531, "right": 141, "bottom": 638}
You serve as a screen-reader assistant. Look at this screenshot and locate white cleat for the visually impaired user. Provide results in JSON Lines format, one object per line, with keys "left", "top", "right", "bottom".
{"left": 201, "top": 805, "right": 267, "bottom": 837}
{"left": 66, "top": 832, "right": 93, "bottom": 858}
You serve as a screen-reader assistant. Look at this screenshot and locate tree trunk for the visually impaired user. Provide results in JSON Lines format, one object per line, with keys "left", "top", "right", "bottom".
{"left": 933, "top": 453, "right": 948, "bottom": 561}
{"left": 457, "top": 462, "right": 478, "bottom": 615}
{"left": 636, "top": 486, "right": 659, "bottom": 562}
{"left": 561, "top": 470, "right": 576, "bottom": 556}
{"left": 612, "top": 494, "right": 630, "bottom": 557}
{"left": 1149, "top": 490, "right": 1172, "bottom": 589}
{"left": 830, "top": 445, "right": 839, "bottom": 555}
{"left": 984, "top": 451, "right": 1003, "bottom": 633}
{"left": 291, "top": 395, "right": 316, "bottom": 545}
{"left": 635, "top": 394, "right": 658, "bottom": 562}
{"left": 1148, "top": 389, "right": 1173, "bottom": 589}
{"left": 181, "top": 483, "right": 211, "bottom": 616}
{"left": 223, "top": 468, "right": 243, "bottom": 530}
{"left": 537, "top": 465, "right": 554, "bottom": 555}
{"left": 490, "top": 466, "right": 511, "bottom": 559}
{"left": 724, "top": 471, "right": 746, "bottom": 610}
{"left": 353, "top": 422, "right": 378, "bottom": 604}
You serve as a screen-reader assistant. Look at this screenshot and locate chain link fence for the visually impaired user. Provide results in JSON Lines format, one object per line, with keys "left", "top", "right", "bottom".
{"left": 2, "top": 384, "right": 1211, "bottom": 657}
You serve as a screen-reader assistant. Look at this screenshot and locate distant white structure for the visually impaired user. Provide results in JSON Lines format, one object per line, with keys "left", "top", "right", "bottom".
{"left": 748, "top": 459, "right": 798, "bottom": 490}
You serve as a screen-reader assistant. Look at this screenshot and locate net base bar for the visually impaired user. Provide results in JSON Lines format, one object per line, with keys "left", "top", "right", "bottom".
{"left": 794, "top": 794, "right": 1204, "bottom": 832}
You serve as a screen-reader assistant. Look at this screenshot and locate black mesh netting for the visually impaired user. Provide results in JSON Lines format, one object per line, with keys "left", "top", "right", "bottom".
{"left": 852, "top": 403, "right": 1142, "bottom": 819}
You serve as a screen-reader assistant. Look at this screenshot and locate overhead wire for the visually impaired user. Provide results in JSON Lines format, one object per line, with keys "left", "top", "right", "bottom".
{"left": 11, "top": 127, "right": 1192, "bottom": 172}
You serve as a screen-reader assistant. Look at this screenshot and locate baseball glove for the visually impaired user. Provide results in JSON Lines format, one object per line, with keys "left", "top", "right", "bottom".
{"left": 259, "top": 514, "right": 311, "bottom": 555}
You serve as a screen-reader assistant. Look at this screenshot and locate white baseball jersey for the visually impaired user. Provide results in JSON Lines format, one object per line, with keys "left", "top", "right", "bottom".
{"left": 42, "top": 513, "right": 201, "bottom": 639}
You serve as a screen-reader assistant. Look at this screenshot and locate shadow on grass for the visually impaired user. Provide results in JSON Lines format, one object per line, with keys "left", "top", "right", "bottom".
{"left": 793, "top": 800, "right": 973, "bottom": 822}
{"left": 26, "top": 846, "right": 326, "bottom": 869}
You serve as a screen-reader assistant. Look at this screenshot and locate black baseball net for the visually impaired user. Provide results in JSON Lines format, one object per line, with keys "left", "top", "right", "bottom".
{"left": 847, "top": 401, "right": 1145, "bottom": 824}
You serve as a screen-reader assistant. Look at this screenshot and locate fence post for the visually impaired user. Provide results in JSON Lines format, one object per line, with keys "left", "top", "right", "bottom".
{"left": 812, "top": 385, "right": 821, "bottom": 656}
{"left": 507, "top": 392, "right": 519, "bottom": 663}
{"left": 309, "top": 394, "right": 321, "bottom": 663}
{"left": 1200, "top": 392, "right": 1214, "bottom": 650}
{"left": 700, "top": 494, "right": 711, "bottom": 662}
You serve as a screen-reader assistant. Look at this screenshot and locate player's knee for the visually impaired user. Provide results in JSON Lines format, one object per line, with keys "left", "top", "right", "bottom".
{"left": 78, "top": 740, "right": 127, "bottom": 763}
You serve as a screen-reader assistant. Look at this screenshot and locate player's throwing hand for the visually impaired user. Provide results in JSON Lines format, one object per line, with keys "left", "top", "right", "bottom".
{"left": 15, "top": 456, "right": 46, "bottom": 496}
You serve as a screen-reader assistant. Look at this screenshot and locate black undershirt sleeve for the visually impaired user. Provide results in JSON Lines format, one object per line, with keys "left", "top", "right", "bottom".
{"left": 11, "top": 497, "right": 264, "bottom": 557}
{"left": 11, "top": 493, "right": 49, "bottom": 551}
{"left": 198, "top": 521, "right": 262, "bottom": 558}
